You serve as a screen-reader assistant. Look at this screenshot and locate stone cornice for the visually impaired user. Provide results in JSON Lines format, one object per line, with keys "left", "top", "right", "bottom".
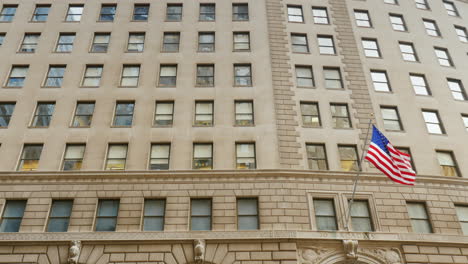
{"left": 0, "top": 230, "right": 467, "bottom": 245}
{"left": 0, "top": 169, "right": 466, "bottom": 186}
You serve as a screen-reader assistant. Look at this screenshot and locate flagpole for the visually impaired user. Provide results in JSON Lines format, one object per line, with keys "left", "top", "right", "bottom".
{"left": 344, "top": 114, "right": 374, "bottom": 231}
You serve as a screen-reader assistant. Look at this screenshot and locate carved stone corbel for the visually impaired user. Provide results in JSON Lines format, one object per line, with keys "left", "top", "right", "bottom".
{"left": 68, "top": 240, "right": 81, "bottom": 264}
{"left": 343, "top": 240, "right": 359, "bottom": 261}
{"left": 194, "top": 239, "right": 206, "bottom": 263}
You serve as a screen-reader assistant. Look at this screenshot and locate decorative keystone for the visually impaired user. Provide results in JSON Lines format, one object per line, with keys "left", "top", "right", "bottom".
{"left": 68, "top": 240, "right": 81, "bottom": 264}
{"left": 194, "top": 239, "right": 206, "bottom": 263}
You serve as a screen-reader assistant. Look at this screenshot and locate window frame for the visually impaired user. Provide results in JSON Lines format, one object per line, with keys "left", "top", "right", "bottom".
{"left": 17, "top": 144, "right": 43, "bottom": 171}
{"left": 158, "top": 64, "right": 177, "bottom": 87}
{"left": 0, "top": 102, "right": 15, "bottom": 128}
{"left": 354, "top": 10, "right": 372, "bottom": 27}
{"left": 422, "top": 109, "right": 445, "bottom": 134}
{"left": 196, "top": 64, "right": 215, "bottom": 87}
{"left": 81, "top": 65, "right": 103, "bottom": 87}
{"left": 232, "top": 3, "right": 249, "bottom": 21}
{"left": 162, "top": 32, "right": 180, "bottom": 52}
{"left": 55, "top": 33, "right": 76, "bottom": 53}
{"left": 235, "top": 100, "right": 254, "bottom": 126}
{"left": 31, "top": 4, "right": 51, "bottom": 22}
{"left": 190, "top": 198, "right": 212, "bottom": 231}
{"left": 132, "top": 4, "right": 149, "bottom": 21}
{"left": 455, "top": 26, "right": 468, "bottom": 43}
{"left": 43, "top": 65, "right": 66, "bottom": 88}
{"left": 127, "top": 32, "right": 145, "bottom": 53}
{"left": 193, "top": 143, "right": 213, "bottom": 170}
{"left": 338, "top": 144, "right": 359, "bottom": 172}
{"left": 330, "top": 103, "right": 352, "bottom": 129}
{"left": 5, "top": 65, "right": 29, "bottom": 88}
{"left": 409, "top": 73, "right": 431, "bottom": 96}
{"left": 306, "top": 143, "right": 328, "bottom": 170}
{"left": 323, "top": 67, "right": 344, "bottom": 89}
{"left": 99, "top": 4, "right": 117, "bottom": 22}
{"left": 0, "top": 5, "right": 18, "bottom": 22}
{"left": 31, "top": 102, "right": 55, "bottom": 128}
{"left": 62, "top": 144, "right": 86, "bottom": 171}
{"left": 287, "top": 5, "right": 304, "bottom": 23}
{"left": 19, "top": 33, "right": 41, "bottom": 53}
{"left": 312, "top": 7, "right": 329, "bottom": 24}
{"left": 380, "top": 106, "right": 404, "bottom": 131}
{"left": 406, "top": 201, "right": 433, "bottom": 234}
{"left": 149, "top": 144, "right": 171, "bottom": 170}
{"left": 233, "top": 32, "right": 250, "bottom": 52}
{"left": 65, "top": 4, "right": 84, "bottom": 22}
{"left": 143, "top": 199, "right": 166, "bottom": 231}
{"left": 399, "top": 42, "right": 418, "bottom": 62}
{"left": 443, "top": 1, "right": 459, "bottom": 17}
{"left": 198, "top": 32, "right": 215, "bottom": 52}
{"left": 199, "top": 3, "right": 216, "bottom": 22}
{"left": 105, "top": 144, "right": 128, "bottom": 171}
{"left": 312, "top": 198, "right": 338, "bottom": 231}
{"left": 295, "top": 65, "right": 314, "bottom": 88}
{"left": 113, "top": 101, "right": 135, "bottom": 127}
{"left": 370, "top": 70, "right": 391, "bottom": 92}
{"left": 95, "top": 199, "right": 120, "bottom": 232}
{"left": 317, "top": 35, "right": 336, "bottom": 55}
{"left": 233, "top": 64, "right": 252, "bottom": 87}
{"left": 291, "top": 33, "right": 309, "bottom": 53}
{"left": 434, "top": 47, "right": 453, "bottom": 67}
{"left": 154, "top": 101, "right": 174, "bottom": 127}
{"left": 436, "top": 150, "right": 461, "bottom": 177}
{"left": 236, "top": 142, "right": 256, "bottom": 169}
{"left": 447, "top": 78, "right": 467, "bottom": 101}
{"left": 300, "top": 101, "right": 321, "bottom": 127}
{"left": 389, "top": 14, "right": 407, "bottom": 32}
{"left": 0, "top": 200, "right": 27, "bottom": 232}
{"left": 90, "top": 33, "right": 111, "bottom": 53}
{"left": 194, "top": 101, "right": 214, "bottom": 127}
{"left": 166, "top": 4, "right": 183, "bottom": 22}
{"left": 120, "top": 65, "right": 140, "bottom": 87}
{"left": 72, "top": 101, "right": 95, "bottom": 127}
{"left": 422, "top": 19, "right": 441, "bottom": 37}
{"left": 237, "top": 197, "right": 259, "bottom": 230}
{"left": 46, "top": 200, "right": 74, "bottom": 232}
{"left": 361, "top": 38, "right": 381, "bottom": 58}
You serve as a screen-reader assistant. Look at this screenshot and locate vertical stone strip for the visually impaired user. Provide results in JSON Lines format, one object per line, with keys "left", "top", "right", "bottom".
{"left": 265, "top": 0, "right": 303, "bottom": 168}
{"left": 328, "top": 0, "right": 375, "bottom": 141}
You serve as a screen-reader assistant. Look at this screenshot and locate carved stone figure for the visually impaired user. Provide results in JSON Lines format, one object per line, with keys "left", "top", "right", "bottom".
{"left": 299, "top": 247, "right": 332, "bottom": 264}
{"left": 360, "top": 247, "right": 402, "bottom": 264}
{"left": 343, "top": 240, "right": 359, "bottom": 260}
{"left": 194, "top": 239, "right": 206, "bottom": 263}
{"left": 68, "top": 240, "right": 81, "bottom": 264}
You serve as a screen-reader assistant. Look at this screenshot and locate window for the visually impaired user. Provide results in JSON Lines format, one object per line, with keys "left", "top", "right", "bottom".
{"left": 159, "top": 65, "right": 177, "bottom": 86}
{"left": 233, "top": 3, "right": 248, "bottom": 21}
{"left": 193, "top": 143, "right": 213, "bottom": 170}
{"left": 143, "top": 199, "right": 165, "bottom": 231}
{"left": 127, "top": 33, "right": 145, "bottom": 52}
{"left": 349, "top": 200, "right": 373, "bottom": 232}
{"left": 371, "top": 70, "right": 391, "bottom": 92}
{"left": 195, "top": 101, "right": 213, "bottom": 126}
{"left": 65, "top": 5, "right": 84, "bottom": 22}
{"left": 162, "top": 32, "right": 180, "bottom": 52}
{"left": 422, "top": 110, "right": 444, "bottom": 134}
{"left": 0, "top": 200, "right": 26, "bottom": 232}
{"left": 397, "top": 147, "right": 416, "bottom": 171}
{"left": 234, "top": 64, "right": 252, "bottom": 86}
{"left": 381, "top": 106, "right": 403, "bottom": 131}
{"left": 324, "top": 67, "right": 343, "bottom": 89}
{"left": 390, "top": 14, "right": 406, "bottom": 31}
{"left": 423, "top": 19, "right": 440, "bottom": 37}
{"left": 0, "top": 33, "right": 4, "bottom": 46}
{"left": 105, "top": 144, "right": 128, "bottom": 170}
{"left": 312, "top": 7, "right": 329, "bottom": 24}
{"left": 235, "top": 101, "right": 254, "bottom": 126}
{"left": 82, "top": 65, "right": 103, "bottom": 87}
{"left": 443, "top": 1, "right": 459, "bottom": 16}
{"left": 0, "top": 102, "right": 15, "bottom": 127}
{"left": 62, "top": 144, "right": 85, "bottom": 171}
{"left": 191, "top": 199, "right": 212, "bottom": 230}
{"left": 399, "top": 42, "right": 418, "bottom": 62}
{"left": 95, "top": 200, "right": 119, "bottom": 231}
{"left": 113, "top": 102, "right": 135, "bottom": 126}
{"left": 410, "top": 74, "right": 430, "bottom": 95}
{"left": 32, "top": 102, "right": 55, "bottom": 127}
{"left": 44, "top": 66, "right": 66, "bottom": 87}
{"left": 56, "top": 33, "right": 75, "bottom": 52}
{"left": 196, "top": 65, "right": 214, "bottom": 86}
{"left": 291, "top": 34, "right": 309, "bottom": 53}
{"left": 18, "top": 144, "right": 43, "bottom": 171}
{"left": 0, "top": 5, "right": 17, "bottom": 22}
{"left": 295, "top": 66, "right": 314, "bottom": 87}
{"left": 154, "top": 101, "right": 174, "bottom": 126}
{"left": 99, "top": 4, "right": 116, "bottom": 21}
{"left": 199, "top": 4, "right": 215, "bottom": 21}
{"left": 361, "top": 39, "right": 380, "bottom": 58}
{"left": 133, "top": 4, "right": 149, "bottom": 21}
{"left": 436, "top": 151, "right": 460, "bottom": 177}
{"left": 238, "top": 198, "right": 258, "bottom": 230}
{"left": 72, "top": 102, "right": 95, "bottom": 127}
{"left": 150, "top": 144, "right": 170, "bottom": 170}
{"left": 166, "top": 4, "right": 182, "bottom": 21}
{"left": 91, "top": 33, "right": 110, "bottom": 53}
{"left": 455, "top": 205, "right": 468, "bottom": 235}
{"left": 415, "top": 0, "right": 429, "bottom": 9}
{"left": 318, "top": 35, "right": 336, "bottom": 55}
{"left": 120, "top": 65, "right": 140, "bottom": 87}
{"left": 236, "top": 143, "right": 256, "bottom": 169}
{"left": 455, "top": 26, "right": 468, "bottom": 42}
{"left": 301, "top": 102, "right": 320, "bottom": 127}
{"left": 338, "top": 145, "right": 359, "bottom": 171}
{"left": 314, "top": 199, "right": 337, "bottom": 231}
{"left": 354, "top": 10, "right": 371, "bottom": 27}
{"left": 233, "top": 32, "right": 250, "bottom": 51}
{"left": 331, "top": 104, "right": 351, "bottom": 128}
{"left": 306, "top": 144, "right": 328, "bottom": 170}
{"left": 434, "top": 47, "right": 453, "bottom": 67}
{"left": 20, "top": 33, "right": 40, "bottom": 53}
{"left": 384, "top": 0, "right": 398, "bottom": 4}
{"left": 46, "top": 200, "right": 73, "bottom": 232}
{"left": 32, "top": 5, "right": 50, "bottom": 22}
{"left": 287, "top": 6, "right": 304, "bottom": 22}
{"left": 407, "top": 202, "right": 432, "bottom": 233}
{"left": 6, "top": 66, "right": 29, "bottom": 87}
{"left": 198, "top": 32, "right": 215, "bottom": 52}
{"left": 447, "top": 79, "right": 467, "bottom": 101}
{"left": 462, "top": 115, "right": 468, "bottom": 132}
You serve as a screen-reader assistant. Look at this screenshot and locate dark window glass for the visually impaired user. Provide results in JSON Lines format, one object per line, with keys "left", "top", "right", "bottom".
{"left": 95, "top": 200, "right": 119, "bottom": 231}
{"left": 47, "top": 200, "right": 73, "bottom": 232}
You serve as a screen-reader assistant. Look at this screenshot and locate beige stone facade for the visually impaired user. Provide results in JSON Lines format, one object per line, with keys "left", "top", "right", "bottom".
{"left": 0, "top": 0, "right": 467, "bottom": 263}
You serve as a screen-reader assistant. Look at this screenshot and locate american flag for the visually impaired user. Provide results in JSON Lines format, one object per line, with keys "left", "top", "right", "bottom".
{"left": 365, "top": 125, "right": 416, "bottom": 185}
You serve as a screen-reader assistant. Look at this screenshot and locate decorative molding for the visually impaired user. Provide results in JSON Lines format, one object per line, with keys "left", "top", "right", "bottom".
{"left": 299, "top": 247, "right": 335, "bottom": 264}
{"left": 343, "top": 240, "right": 358, "bottom": 261}
{"left": 194, "top": 239, "right": 206, "bottom": 263}
{"left": 359, "top": 247, "right": 403, "bottom": 264}
{"left": 68, "top": 240, "right": 81, "bottom": 264}
{"left": 0, "top": 170, "right": 466, "bottom": 186}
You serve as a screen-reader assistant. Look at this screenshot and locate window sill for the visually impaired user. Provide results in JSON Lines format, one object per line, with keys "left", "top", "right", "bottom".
{"left": 233, "top": 50, "right": 251, "bottom": 52}
{"left": 0, "top": 126, "right": 9, "bottom": 129}
{"left": 69, "top": 126, "right": 91, "bottom": 128}
{"left": 130, "top": 20, "right": 148, "bottom": 22}
{"left": 152, "top": 125, "right": 173, "bottom": 128}
{"left": 28, "top": 126, "right": 50, "bottom": 129}
{"left": 233, "top": 124, "right": 255, "bottom": 127}
{"left": 41, "top": 86, "right": 62, "bottom": 89}
{"left": 288, "top": 21, "right": 305, "bottom": 24}
{"left": 232, "top": 20, "right": 249, "bottom": 22}
{"left": 160, "top": 51, "right": 180, "bottom": 53}
{"left": 89, "top": 51, "right": 108, "bottom": 54}
{"left": 29, "top": 21, "right": 47, "bottom": 23}
{"left": 319, "top": 53, "right": 338, "bottom": 56}
{"left": 197, "top": 51, "right": 215, "bottom": 53}
{"left": 125, "top": 51, "right": 143, "bottom": 53}
{"left": 16, "top": 52, "right": 35, "bottom": 54}
{"left": 332, "top": 127, "right": 354, "bottom": 130}
{"left": 193, "top": 125, "right": 214, "bottom": 128}
{"left": 111, "top": 126, "right": 132, "bottom": 128}
{"left": 428, "top": 133, "right": 447, "bottom": 136}
{"left": 233, "top": 85, "right": 253, "bottom": 88}
{"left": 302, "top": 125, "right": 322, "bottom": 128}
{"left": 2, "top": 86, "right": 23, "bottom": 89}
{"left": 80, "top": 86, "right": 99, "bottom": 88}
{"left": 385, "top": 129, "right": 405, "bottom": 133}
{"left": 63, "top": 21, "right": 81, "bottom": 23}
{"left": 297, "top": 86, "right": 315, "bottom": 89}
{"left": 195, "top": 85, "right": 215, "bottom": 88}
{"left": 96, "top": 20, "right": 115, "bottom": 23}
{"left": 164, "top": 20, "right": 182, "bottom": 22}
{"left": 156, "top": 85, "right": 176, "bottom": 88}
{"left": 118, "top": 86, "right": 138, "bottom": 88}
{"left": 292, "top": 52, "right": 311, "bottom": 54}
{"left": 52, "top": 52, "right": 72, "bottom": 54}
